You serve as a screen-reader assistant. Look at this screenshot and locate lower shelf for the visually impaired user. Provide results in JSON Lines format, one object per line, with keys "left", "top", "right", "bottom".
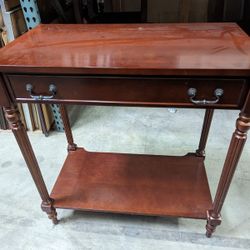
{"left": 51, "top": 148, "right": 212, "bottom": 219}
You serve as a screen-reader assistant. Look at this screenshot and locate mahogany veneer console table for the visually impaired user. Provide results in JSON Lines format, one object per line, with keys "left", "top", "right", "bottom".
{"left": 0, "top": 23, "right": 250, "bottom": 237}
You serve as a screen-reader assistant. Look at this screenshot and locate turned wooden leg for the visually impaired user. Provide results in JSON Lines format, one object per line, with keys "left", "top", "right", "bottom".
{"left": 4, "top": 105, "right": 58, "bottom": 224}
{"left": 59, "top": 104, "right": 77, "bottom": 151}
{"left": 206, "top": 113, "right": 250, "bottom": 237}
{"left": 196, "top": 109, "right": 214, "bottom": 157}
{"left": 41, "top": 200, "right": 58, "bottom": 224}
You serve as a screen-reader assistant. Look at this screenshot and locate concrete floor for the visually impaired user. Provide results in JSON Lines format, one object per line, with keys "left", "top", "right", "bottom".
{"left": 0, "top": 106, "right": 250, "bottom": 250}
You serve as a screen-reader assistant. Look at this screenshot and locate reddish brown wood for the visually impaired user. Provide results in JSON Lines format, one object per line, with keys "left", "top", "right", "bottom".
{"left": 51, "top": 148, "right": 212, "bottom": 219}
{"left": 206, "top": 210, "right": 222, "bottom": 237}
{"left": 7, "top": 75, "right": 247, "bottom": 108}
{"left": 59, "top": 104, "right": 77, "bottom": 151}
{"left": 206, "top": 113, "right": 250, "bottom": 237}
{"left": 0, "top": 75, "right": 11, "bottom": 107}
{"left": 41, "top": 201, "right": 58, "bottom": 224}
{"left": 3, "top": 105, "right": 58, "bottom": 224}
{"left": 0, "top": 23, "right": 250, "bottom": 236}
{"left": 0, "top": 23, "right": 250, "bottom": 76}
{"left": 242, "top": 89, "right": 250, "bottom": 116}
{"left": 196, "top": 109, "right": 214, "bottom": 157}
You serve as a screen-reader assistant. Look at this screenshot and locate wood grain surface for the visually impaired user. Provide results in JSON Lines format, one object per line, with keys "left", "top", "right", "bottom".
{"left": 51, "top": 148, "right": 212, "bottom": 219}
{"left": 6, "top": 74, "right": 247, "bottom": 108}
{"left": 0, "top": 23, "right": 250, "bottom": 76}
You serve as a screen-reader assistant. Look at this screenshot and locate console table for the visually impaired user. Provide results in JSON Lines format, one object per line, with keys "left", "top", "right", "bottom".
{"left": 0, "top": 23, "right": 250, "bottom": 237}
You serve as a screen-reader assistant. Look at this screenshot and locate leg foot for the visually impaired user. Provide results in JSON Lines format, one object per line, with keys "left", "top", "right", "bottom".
{"left": 196, "top": 149, "right": 205, "bottom": 157}
{"left": 67, "top": 143, "right": 77, "bottom": 152}
{"left": 59, "top": 105, "right": 77, "bottom": 152}
{"left": 41, "top": 200, "right": 59, "bottom": 225}
{"left": 206, "top": 210, "right": 221, "bottom": 237}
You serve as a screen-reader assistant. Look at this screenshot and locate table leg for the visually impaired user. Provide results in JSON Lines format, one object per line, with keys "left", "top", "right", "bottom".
{"left": 4, "top": 105, "right": 58, "bottom": 224}
{"left": 59, "top": 104, "right": 77, "bottom": 151}
{"left": 206, "top": 113, "right": 250, "bottom": 237}
{"left": 196, "top": 109, "right": 214, "bottom": 157}
{"left": 36, "top": 104, "right": 49, "bottom": 137}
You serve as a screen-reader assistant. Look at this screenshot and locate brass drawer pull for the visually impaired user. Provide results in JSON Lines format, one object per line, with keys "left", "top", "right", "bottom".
{"left": 187, "top": 88, "right": 224, "bottom": 105}
{"left": 26, "top": 84, "right": 57, "bottom": 100}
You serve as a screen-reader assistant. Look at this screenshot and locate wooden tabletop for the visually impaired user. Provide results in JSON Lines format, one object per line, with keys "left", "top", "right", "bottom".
{"left": 0, "top": 23, "right": 250, "bottom": 76}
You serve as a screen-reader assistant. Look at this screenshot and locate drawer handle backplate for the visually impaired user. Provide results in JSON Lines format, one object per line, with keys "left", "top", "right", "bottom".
{"left": 187, "top": 88, "right": 224, "bottom": 105}
{"left": 26, "top": 84, "right": 57, "bottom": 100}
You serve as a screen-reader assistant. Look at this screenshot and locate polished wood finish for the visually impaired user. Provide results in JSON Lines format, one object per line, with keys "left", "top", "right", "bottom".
{"left": 196, "top": 109, "right": 214, "bottom": 157}
{"left": 0, "top": 23, "right": 250, "bottom": 76}
{"left": 206, "top": 113, "right": 250, "bottom": 237}
{"left": 51, "top": 148, "right": 212, "bottom": 219}
{"left": 6, "top": 75, "right": 247, "bottom": 108}
{"left": 59, "top": 104, "right": 77, "bottom": 151}
{"left": 3, "top": 105, "right": 58, "bottom": 224}
{"left": 1, "top": 23, "right": 250, "bottom": 237}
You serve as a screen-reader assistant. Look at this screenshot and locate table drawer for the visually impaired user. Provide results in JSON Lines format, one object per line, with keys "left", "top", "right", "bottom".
{"left": 7, "top": 75, "right": 247, "bottom": 108}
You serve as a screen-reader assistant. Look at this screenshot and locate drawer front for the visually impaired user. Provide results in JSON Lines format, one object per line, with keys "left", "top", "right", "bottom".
{"left": 7, "top": 75, "right": 247, "bottom": 108}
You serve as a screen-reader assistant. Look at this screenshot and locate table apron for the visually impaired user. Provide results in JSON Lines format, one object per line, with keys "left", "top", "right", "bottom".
{"left": 6, "top": 75, "right": 248, "bottom": 109}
